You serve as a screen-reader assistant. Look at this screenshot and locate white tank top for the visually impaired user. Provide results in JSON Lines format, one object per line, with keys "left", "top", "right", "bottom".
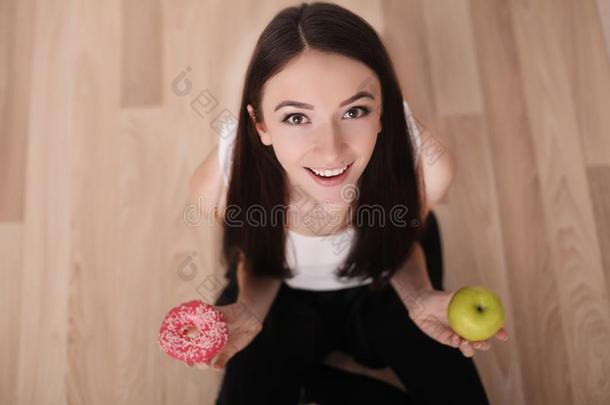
{"left": 217, "top": 99, "right": 422, "bottom": 290}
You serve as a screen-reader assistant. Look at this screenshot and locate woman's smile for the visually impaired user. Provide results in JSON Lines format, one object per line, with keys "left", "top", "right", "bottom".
{"left": 304, "top": 161, "right": 355, "bottom": 186}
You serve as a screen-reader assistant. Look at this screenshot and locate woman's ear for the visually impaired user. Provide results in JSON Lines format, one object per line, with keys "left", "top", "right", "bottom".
{"left": 247, "top": 104, "right": 272, "bottom": 146}
{"left": 246, "top": 104, "right": 257, "bottom": 123}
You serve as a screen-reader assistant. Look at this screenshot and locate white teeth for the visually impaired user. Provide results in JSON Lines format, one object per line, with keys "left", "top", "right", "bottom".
{"left": 309, "top": 165, "right": 348, "bottom": 177}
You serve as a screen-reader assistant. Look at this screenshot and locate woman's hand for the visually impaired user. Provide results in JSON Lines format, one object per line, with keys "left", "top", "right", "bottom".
{"left": 407, "top": 289, "right": 509, "bottom": 357}
{"left": 187, "top": 300, "right": 263, "bottom": 371}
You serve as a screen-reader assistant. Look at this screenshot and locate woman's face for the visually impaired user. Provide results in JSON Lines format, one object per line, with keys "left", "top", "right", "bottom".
{"left": 248, "top": 50, "right": 382, "bottom": 207}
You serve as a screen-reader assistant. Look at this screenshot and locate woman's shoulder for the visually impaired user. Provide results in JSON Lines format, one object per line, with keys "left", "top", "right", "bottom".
{"left": 217, "top": 124, "right": 237, "bottom": 187}
{"left": 403, "top": 99, "right": 422, "bottom": 164}
{"left": 189, "top": 145, "right": 229, "bottom": 223}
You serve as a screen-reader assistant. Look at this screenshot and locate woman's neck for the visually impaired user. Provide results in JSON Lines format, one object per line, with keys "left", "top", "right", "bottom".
{"left": 285, "top": 195, "right": 353, "bottom": 237}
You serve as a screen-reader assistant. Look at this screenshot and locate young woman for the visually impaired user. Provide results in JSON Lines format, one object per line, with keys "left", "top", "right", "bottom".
{"left": 190, "top": 2, "right": 509, "bottom": 404}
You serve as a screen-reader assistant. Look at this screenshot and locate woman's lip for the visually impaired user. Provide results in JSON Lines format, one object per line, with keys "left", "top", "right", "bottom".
{"left": 305, "top": 162, "right": 354, "bottom": 171}
{"left": 303, "top": 162, "right": 354, "bottom": 187}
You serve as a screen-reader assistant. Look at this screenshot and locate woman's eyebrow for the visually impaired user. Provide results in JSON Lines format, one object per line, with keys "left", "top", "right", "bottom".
{"left": 273, "top": 90, "right": 375, "bottom": 112}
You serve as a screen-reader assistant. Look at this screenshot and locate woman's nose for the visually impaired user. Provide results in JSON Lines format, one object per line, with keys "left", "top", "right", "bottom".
{"left": 314, "top": 124, "right": 345, "bottom": 161}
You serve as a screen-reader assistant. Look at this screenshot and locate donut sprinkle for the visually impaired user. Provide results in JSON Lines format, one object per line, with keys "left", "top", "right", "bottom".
{"left": 158, "top": 300, "right": 228, "bottom": 366}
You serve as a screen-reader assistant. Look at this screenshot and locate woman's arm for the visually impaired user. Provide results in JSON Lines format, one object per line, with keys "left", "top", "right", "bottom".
{"left": 190, "top": 147, "right": 282, "bottom": 324}
{"left": 413, "top": 121, "right": 456, "bottom": 223}
{"left": 204, "top": 257, "right": 282, "bottom": 370}
{"left": 389, "top": 242, "right": 472, "bottom": 354}
{"left": 189, "top": 148, "right": 284, "bottom": 370}
{"left": 234, "top": 252, "right": 283, "bottom": 324}
{"left": 389, "top": 241, "right": 433, "bottom": 316}
{"left": 420, "top": 129, "right": 456, "bottom": 208}
{"left": 389, "top": 241, "right": 509, "bottom": 357}
{"left": 389, "top": 236, "right": 510, "bottom": 358}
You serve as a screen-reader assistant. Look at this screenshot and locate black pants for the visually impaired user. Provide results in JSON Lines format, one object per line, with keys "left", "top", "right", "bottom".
{"left": 214, "top": 212, "right": 489, "bottom": 405}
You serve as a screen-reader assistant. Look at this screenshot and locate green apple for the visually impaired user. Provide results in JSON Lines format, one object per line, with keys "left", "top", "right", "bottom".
{"left": 447, "top": 286, "right": 505, "bottom": 341}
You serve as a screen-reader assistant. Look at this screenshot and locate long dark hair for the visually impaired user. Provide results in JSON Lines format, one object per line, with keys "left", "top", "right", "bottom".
{"left": 221, "top": 1, "right": 426, "bottom": 291}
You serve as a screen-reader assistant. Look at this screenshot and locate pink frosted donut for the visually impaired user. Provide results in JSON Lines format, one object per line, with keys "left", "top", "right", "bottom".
{"left": 158, "top": 299, "right": 228, "bottom": 366}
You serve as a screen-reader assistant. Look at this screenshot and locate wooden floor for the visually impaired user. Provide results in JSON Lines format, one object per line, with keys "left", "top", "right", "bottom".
{"left": 1, "top": 0, "right": 609, "bottom": 404}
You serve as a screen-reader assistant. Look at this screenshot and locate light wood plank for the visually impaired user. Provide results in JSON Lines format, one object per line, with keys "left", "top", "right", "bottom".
{"left": 0, "top": 223, "right": 22, "bottom": 405}
{"left": 0, "top": 0, "right": 33, "bottom": 221}
{"left": 382, "top": 0, "right": 438, "bottom": 137}
{"left": 596, "top": 0, "right": 610, "bottom": 58}
{"left": 421, "top": 0, "right": 484, "bottom": 116}
{"left": 509, "top": 0, "right": 610, "bottom": 402}
{"left": 469, "top": 1, "right": 575, "bottom": 402}
{"left": 433, "top": 115, "right": 525, "bottom": 405}
{"left": 587, "top": 166, "right": 610, "bottom": 295}
{"left": 67, "top": 1, "right": 123, "bottom": 403}
{"left": 564, "top": 0, "right": 610, "bottom": 166}
{"left": 120, "top": 0, "right": 163, "bottom": 107}
{"left": 16, "top": 1, "right": 77, "bottom": 401}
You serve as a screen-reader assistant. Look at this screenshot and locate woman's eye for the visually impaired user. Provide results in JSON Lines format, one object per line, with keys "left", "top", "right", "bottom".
{"left": 343, "top": 106, "right": 370, "bottom": 119}
{"left": 282, "top": 106, "right": 370, "bottom": 125}
{"left": 282, "top": 113, "right": 310, "bottom": 126}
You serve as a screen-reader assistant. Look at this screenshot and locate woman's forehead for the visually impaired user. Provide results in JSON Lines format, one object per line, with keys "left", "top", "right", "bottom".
{"left": 261, "top": 51, "right": 381, "bottom": 110}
